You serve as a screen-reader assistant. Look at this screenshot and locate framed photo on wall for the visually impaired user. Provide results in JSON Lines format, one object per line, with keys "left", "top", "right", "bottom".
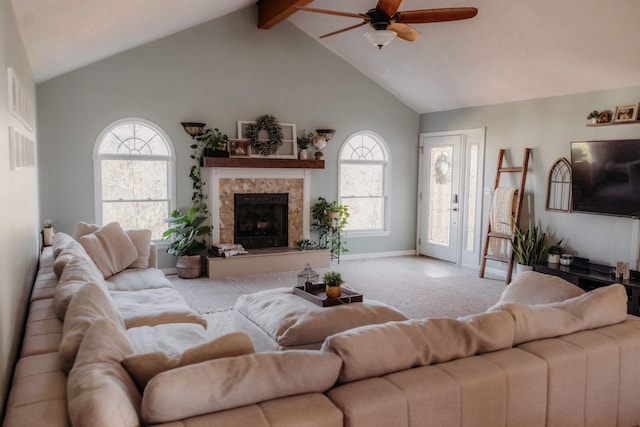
{"left": 613, "top": 103, "right": 639, "bottom": 123}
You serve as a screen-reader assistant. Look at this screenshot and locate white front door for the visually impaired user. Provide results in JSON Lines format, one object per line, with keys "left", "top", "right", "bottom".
{"left": 418, "top": 128, "right": 485, "bottom": 268}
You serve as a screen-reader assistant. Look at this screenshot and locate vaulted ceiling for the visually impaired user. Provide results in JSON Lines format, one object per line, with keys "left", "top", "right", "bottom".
{"left": 10, "top": 0, "right": 640, "bottom": 113}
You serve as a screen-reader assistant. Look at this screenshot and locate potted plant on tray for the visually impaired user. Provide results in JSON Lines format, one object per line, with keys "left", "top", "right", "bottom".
{"left": 510, "top": 220, "right": 546, "bottom": 275}
{"left": 323, "top": 271, "right": 344, "bottom": 298}
{"left": 163, "top": 207, "right": 212, "bottom": 278}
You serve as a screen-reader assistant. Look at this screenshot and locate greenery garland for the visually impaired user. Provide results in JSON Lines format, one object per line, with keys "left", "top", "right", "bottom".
{"left": 247, "top": 114, "right": 283, "bottom": 156}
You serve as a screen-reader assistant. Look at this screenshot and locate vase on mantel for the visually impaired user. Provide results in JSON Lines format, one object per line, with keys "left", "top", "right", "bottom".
{"left": 299, "top": 148, "right": 308, "bottom": 160}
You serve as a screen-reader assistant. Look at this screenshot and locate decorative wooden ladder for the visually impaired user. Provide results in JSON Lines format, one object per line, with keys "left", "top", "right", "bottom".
{"left": 479, "top": 147, "right": 532, "bottom": 284}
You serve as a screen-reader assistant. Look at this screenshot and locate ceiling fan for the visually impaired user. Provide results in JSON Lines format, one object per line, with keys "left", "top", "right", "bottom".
{"left": 294, "top": 0, "right": 477, "bottom": 49}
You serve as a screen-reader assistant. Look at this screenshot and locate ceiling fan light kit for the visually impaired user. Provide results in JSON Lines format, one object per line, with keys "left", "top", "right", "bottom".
{"left": 365, "top": 30, "right": 396, "bottom": 49}
{"left": 294, "top": 0, "right": 477, "bottom": 49}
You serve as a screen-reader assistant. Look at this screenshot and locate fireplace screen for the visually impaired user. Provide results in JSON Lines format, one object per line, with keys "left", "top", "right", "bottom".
{"left": 234, "top": 193, "right": 288, "bottom": 249}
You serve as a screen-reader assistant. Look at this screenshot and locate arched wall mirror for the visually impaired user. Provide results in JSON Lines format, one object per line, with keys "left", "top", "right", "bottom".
{"left": 546, "top": 157, "right": 572, "bottom": 212}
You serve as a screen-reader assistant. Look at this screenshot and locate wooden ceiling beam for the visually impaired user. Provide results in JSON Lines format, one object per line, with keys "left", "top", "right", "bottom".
{"left": 257, "top": 0, "right": 314, "bottom": 29}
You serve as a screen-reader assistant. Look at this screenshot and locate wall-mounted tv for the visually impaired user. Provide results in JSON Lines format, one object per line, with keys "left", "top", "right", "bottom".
{"left": 571, "top": 139, "right": 640, "bottom": 218}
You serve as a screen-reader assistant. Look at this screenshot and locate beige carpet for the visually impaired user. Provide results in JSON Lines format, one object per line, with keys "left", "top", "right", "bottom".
{"left": 169, "top": 255, "right": 507, "bottom": 340}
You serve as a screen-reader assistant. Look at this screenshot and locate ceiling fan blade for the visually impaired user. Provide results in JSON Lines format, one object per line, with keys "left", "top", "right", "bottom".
{"left": 319, "top": 22, "right": 368, "bottom": 39}
{"left": 395, "top": 7, "right": 478, "bottom": 24}
{"left": 376, "top": 0, "right": 403, "bottom": 17}
{"left": 293, "top": 6, "right": 369, "bottom": 20}
{"left": 387, "top": 23, "right": 421, "bottom": 42}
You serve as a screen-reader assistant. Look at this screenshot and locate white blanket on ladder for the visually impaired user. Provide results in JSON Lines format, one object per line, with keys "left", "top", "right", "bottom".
{"left": 489, "top": 187, "right": 517, "bottom": 257}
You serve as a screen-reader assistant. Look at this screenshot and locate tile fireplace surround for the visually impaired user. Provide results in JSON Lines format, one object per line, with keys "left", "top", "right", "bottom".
{"left": 208, "top": 168, "right": 312, "bottom": 248}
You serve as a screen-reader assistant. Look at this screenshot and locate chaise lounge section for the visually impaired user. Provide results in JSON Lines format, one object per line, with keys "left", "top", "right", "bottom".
{"left": 3, "top": 223, "right": 640, "bottom": 426}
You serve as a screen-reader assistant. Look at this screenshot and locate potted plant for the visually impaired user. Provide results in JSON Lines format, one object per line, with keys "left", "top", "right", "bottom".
{"left": 197, "top": 128, "right": 229, "bottom": 157}
{"left": 510, "top": 220, "right": 546, "bottom": 274}
{"left": 587, "top": 110, "right": 599, "bottom": 124}
{"left": 311, "top": 197, "right": 349, "bottom": 260}
{"left": 163, "top": 208, "right": 212, "bottom": 278}
{"left": 547, "top": 239, "right": 564, "bottom": 264}
{"left": 298, "top": 130, "right": 315, "bottom": 160}
{"left": 314, "top": 150, "right": 324, "bottom": 160}
{"left": 323, "top": 271, "right": 344, "bottom": 298}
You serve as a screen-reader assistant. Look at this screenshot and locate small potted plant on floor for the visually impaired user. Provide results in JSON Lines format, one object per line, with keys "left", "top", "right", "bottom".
{"left": 323, "top": 271, "right": 344, "bottom": 298}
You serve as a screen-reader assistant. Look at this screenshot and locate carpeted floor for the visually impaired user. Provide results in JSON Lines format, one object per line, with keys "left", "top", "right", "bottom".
{"left": 169, "top": 255, "right": 507, "bottom": 340}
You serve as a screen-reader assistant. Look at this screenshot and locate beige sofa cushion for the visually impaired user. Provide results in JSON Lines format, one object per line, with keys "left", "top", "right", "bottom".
{"left": 79, "top": 222, "right": 138, "bottom": 279}
{"left": 123, "top": 332, "right": 255, "bottom": 389}
{"left": 54, "top": 255, "right": 107, "bottom": 320}
{"left": 490, "top": 271, "right": 585, "bottom": 309}
{"left": 109, "top": 288, "right": 207, "bottom": 328}
{"left": 322, "top": 310, "right": 515, "bottom": 383}
{"left": 51, "top": 232, "right": 75, "bottom": 258}
{"left": 235, "top": 287, "right": 408, "bottom": 347}
{"left": 59, "top": 283, "right": 126, "bottom": 372}
{"left": 125, "top": 228, "right": 152, "bottom": 269}
{"left": 72, "top": 221, "right": 100, "bottom": 240}
{"left": 141, "top": 350, "right": 342, "bottom": 424}
{"left": 67, "top": 319, "right": 140, "bottom": 427}
{"left": 500, "top": 283, "right": 628, "bottom": 345}
{"left": 126, "top": 323, "right": 209, "bottom": 356}
{"left": 52, "top": 240, "right": 90, "bottom": 278}
{"left": 106, "top": 268, "right": 173, "bottom": 291}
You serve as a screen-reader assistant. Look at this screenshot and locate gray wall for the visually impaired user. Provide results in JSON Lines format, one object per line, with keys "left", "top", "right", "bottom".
{"left": 421, "top": 86, "right": 640, "bottom": 268}
{"left": 0, "top": 0, "right": 39, "bottom": 415}
{"left": 37, "top": 6, "right": 419, "bottom": 267}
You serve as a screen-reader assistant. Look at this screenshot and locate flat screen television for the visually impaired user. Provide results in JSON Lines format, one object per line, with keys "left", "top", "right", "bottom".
{"left": 571, "top": 139, "right": 640, "bottom": 218}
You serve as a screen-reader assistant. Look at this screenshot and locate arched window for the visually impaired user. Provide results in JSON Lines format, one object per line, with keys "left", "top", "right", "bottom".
{"left": 339, "top": 131, "right": 390, "bottom": 235}
{"left": 94, "top": 118, "right": 175, "bottom": 240}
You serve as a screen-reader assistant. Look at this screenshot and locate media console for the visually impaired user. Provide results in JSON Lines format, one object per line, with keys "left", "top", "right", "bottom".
{"left": 533, "top": 262, "right": 640, "bottom": 316}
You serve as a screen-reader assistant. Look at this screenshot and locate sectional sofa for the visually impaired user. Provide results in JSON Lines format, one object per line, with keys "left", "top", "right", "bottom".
{"left": 3, "top": 222, "right": 640, "bottom": 426}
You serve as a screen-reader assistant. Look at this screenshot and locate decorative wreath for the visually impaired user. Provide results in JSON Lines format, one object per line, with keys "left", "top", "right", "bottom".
{"left": 247, "top": 115, "right": 283, "bottom": 156}
{"left": 434, "top": 154, "right": 451, "bottom": 184}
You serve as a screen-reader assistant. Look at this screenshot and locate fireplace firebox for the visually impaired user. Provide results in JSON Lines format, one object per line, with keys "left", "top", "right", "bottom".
{"left": 234, "top": 193, "right": 288, "bottom": 249}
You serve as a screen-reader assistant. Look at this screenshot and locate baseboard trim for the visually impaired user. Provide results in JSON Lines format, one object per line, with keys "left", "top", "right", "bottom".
{"left": 338, "top": 250, "right": 416, "bottom": 261}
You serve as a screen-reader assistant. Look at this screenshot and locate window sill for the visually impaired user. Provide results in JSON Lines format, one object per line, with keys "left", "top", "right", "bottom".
{"left": 345, "top": 230, "right": 390, "bottom": 238}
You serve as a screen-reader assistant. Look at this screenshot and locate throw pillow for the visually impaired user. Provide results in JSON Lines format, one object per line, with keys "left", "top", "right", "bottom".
{"left": 52, "top": 232, "right": 75, "bottom": 258}
{"left": 59, "top": 282, "right": 126, "bottom": 372}
{"left": 54, "top": 255, "right": 106, "bottom": 320}
{"left": 52, "top": 240, "right": 90, "bottom": 278}
{"left": 125, "top": 229, "right": 152, "bottom": 269}
{"left": 79, "top": 222, "right": 138, "bottom": 278}
{"left": 141, "top": 350, "right": 341, "bottom": 424}
{"left": 72, "top": 221, "right": 100, "bottom": 240}
{"left": 489, "top": 271, "right": 584, "bottom": 310}
{"left": 67, "top": 319, "right": 140, "bottom": 427}
{"left": 123, "top": 332, "right": 255, "bottom": 390}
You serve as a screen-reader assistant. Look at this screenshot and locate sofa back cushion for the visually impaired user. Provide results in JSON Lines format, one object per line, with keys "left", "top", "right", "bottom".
{"left": 59, "top": 282, "right": 126, "bottom": 372}
{"left": 500, "top": 283, "right": 628, "bottom": 345}
{"left": 123, "top": 332, "right": 255, "bottom": 390}
{"left": 141, "top": 350, "right": 342, "bottom": 424}
{"left": 72, "top": 221, "right": 100, "bottom": 240}
{"left": 79, "top": 222, "right": 139, "bottom": 279}
{"left": 323, "top": 310, "right": 515, "bottom": 383}
{"left": 54, "top": 254, "right": 107, "bottom": 320}
{"left": 67, "top": 319, "right": 140, "bottom": 427}
{"left": 52, "top": 240, "right": 91, "bottom": 278}
{"left": 52, "top": 232, "right": 75, "bottom": 258}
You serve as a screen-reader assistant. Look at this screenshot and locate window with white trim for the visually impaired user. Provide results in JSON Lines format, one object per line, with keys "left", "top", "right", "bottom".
{"left": 339, "top": 131, "right": 390, "bottom": 234}
{"left": 94, "top": 119, "right": 175, "bottom": 240}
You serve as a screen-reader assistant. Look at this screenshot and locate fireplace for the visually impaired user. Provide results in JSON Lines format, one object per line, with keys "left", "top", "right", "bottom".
{"left": 234, "top": 193, "right": 288, "bottom": 249}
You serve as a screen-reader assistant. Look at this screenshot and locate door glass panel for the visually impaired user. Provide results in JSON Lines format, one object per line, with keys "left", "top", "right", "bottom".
{"left": 427, "top": 146, "right": 453, "bottom": 246}
{"left": 465, "top": 144, "right": 478, "bottom": 251}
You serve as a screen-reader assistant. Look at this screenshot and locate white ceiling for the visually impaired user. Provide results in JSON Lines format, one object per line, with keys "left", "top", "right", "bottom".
{"left": 10, "top": 0, "right": 640, "bottom": 114}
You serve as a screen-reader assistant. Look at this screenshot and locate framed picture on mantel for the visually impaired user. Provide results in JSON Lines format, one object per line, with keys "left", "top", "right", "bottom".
{"left": 228, "top": 139, "right": 250, "bottom": 157}
{"left": 237, "top": 120, "right": 297, "bottom": 159}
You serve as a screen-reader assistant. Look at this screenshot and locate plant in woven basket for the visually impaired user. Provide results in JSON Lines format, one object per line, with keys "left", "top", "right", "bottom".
{"left": 163, "top": 208, "right": 211, "bottom": 257}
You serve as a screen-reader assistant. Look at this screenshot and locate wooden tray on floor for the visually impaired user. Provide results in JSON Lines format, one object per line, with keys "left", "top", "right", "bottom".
{"left": 293, "top": 284, "right": 363, "bottom": 307}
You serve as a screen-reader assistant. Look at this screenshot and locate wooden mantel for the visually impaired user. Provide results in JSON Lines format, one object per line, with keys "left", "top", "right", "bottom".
{"left": 202, "top": 157, "right": 324, "bottom": 169}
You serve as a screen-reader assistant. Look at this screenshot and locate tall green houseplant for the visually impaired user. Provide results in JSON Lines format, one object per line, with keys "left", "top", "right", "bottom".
{"left": 510, "top": 221, "right": 546, "bottom": 266}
